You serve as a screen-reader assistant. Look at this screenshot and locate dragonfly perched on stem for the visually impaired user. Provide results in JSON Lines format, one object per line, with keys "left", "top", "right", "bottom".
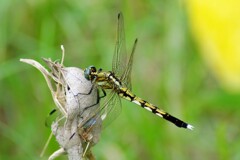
{"left": 83, "top": 12, "right": 193, "bottom": 130}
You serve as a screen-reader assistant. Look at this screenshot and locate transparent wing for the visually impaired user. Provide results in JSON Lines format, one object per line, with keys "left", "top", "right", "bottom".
{"left": 99, "top": 91, "right": 122, "bottom": 128}
{"left": 81, "top": 13, "right": 132, "bottom": 131}
{"left": 81, "top": 90, "right": 122, "bottom": 130}
{"left": 112, "top": 12, "right": 127, "bottom": 78}
{"left": 121, "top": 39, "right": 138, "bottom": 90}
{"left": 112, "top": 13, "right": 138, "bottom": 90}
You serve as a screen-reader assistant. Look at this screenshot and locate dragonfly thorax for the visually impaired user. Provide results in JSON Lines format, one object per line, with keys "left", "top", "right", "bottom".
{"left": 95, "top": 71, "right": 122, "bottom": 89}
{"left": 84, "top": 65, "right": 122, "bottom": 86}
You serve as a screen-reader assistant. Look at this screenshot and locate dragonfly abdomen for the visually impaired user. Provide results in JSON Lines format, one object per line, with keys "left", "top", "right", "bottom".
{"left": 118, "top": 87, "right": 193, "bottom": 130}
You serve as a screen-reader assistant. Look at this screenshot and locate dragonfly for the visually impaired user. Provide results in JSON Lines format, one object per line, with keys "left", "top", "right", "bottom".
{"left": 83, "top": 12, "right": 194, "bottom": 130}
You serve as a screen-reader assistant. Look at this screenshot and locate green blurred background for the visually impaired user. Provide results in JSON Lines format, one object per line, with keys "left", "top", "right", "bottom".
{"left": 1, "top": 0, "right": 240, "bottom": 160}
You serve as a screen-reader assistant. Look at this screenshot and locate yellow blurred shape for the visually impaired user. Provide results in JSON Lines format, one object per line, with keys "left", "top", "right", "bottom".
{"left": 186, "top": 0, "right": 240, "bottom": 92}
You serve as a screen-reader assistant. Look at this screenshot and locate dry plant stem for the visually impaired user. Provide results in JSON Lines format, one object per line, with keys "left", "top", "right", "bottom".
{"left": 19, "top": 58, "right": 67, "bottom": 117}
{"left": 48, "top": 148, "right": 65, "bottom": 160}
{"left": 40, "top": 132, "right": 53, "bottom": 157}
{"left": 20, "top": 46, "right": 101, "bottom": 160}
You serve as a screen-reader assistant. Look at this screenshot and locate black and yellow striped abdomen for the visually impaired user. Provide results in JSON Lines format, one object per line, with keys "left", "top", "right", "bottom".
{"left": 118, "top": 87, "right": 193, "bottom": 129}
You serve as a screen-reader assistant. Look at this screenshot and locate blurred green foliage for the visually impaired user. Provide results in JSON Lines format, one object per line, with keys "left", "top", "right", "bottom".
{"left": 1, "top": 1, "right": 240, "bottom": 160}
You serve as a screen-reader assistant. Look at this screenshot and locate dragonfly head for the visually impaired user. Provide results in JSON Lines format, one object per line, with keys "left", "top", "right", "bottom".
{"left": 84, "top": 65, "right": 97, "bottom": 81}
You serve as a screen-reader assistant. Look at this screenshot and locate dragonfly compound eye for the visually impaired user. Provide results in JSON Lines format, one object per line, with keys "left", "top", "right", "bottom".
{"left": 84, "top": 67, "right": 91, "bottom": 80}
{"left": 84, "top": 65, "right": 97, "bottom": 80}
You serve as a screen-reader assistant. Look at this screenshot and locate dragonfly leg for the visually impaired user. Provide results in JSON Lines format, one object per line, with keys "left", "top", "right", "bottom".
{"left": 99, "top": 89, "right": 106, "bottom": 99}
{"left": 83, "top": 88, "right": 106, "bottom": 111}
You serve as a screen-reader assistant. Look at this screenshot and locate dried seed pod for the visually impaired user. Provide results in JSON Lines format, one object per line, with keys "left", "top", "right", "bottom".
{"left": 20, "top": 46, "right": 101, "bottom": 160}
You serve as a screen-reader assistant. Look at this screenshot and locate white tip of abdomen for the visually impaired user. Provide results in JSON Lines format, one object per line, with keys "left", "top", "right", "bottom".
{"left": 187, "top": 124, "right": 194, "bottom": 130}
